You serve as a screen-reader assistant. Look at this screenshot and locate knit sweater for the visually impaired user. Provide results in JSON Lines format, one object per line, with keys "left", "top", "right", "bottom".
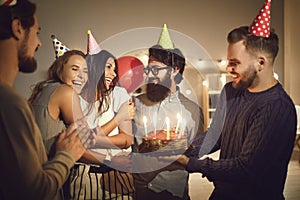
{"left": 187, "top": 82, "right": 297, "bottom": 200}
{"left": 0, "top": 83, "right": 75, "bottom": 200}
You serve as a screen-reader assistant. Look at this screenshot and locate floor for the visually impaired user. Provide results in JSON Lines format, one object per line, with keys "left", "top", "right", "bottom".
{"left": 188, "top": 147, "right": 300, "bottom": 200}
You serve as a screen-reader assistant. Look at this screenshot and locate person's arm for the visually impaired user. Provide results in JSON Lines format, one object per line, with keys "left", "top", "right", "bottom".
{"left": 96, "top": 117, "right": 118, "bottom": 136}
{"left": 78, "top": 150, "right": 106, "bottom": 165}
{"left": 56, "top": 86, "right": 133, "bottom": 162}
{"left": 0, "top": 100, "right": 83, "bottom": 200}
{"left": 93, "top": 120, "right": 133, "bottom": 149}
{"left": 51, "top": 85, "right": 98, "bottom": 162}
{"left": 184, "top": 85, "right": 228, "bottom": 159}
{"left": 92, "top": 101, "right": 134, "bottom": 149}
{"left": 109, "top": 121, "right": 133, "bottom": 148}
{"left": 196, "top": 86, "right": 227, "bottom": 157}
{"left": 185, "top": 100, "right": 296, "bottom": 183}
{"left": 55, "top": 85, "right": 85, "bottom": 124}
{"left": 184, "top": 101, "right": 206, "bottom": 158}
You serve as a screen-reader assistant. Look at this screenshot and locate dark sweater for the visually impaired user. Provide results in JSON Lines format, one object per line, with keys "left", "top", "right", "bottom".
{"left": 187, "top": 82, "right": 297, "bottom": 200}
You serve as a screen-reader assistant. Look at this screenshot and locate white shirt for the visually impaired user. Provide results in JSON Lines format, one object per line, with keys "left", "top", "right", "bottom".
{"left": 80, "top": 86, "right": 131, "bottom": 157}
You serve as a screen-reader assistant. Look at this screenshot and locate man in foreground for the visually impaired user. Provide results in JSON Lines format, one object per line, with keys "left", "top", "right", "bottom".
{"left": 0, "top": 1, "right": 89, "bottom": 199}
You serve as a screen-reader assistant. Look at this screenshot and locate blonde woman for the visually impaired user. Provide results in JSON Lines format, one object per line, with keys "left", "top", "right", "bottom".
{"left": 29, "top": 49, "right": 134, "bottom": 199}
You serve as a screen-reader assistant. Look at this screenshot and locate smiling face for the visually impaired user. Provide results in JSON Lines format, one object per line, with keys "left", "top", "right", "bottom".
{"left": 61, "top": 54, "right": 88, "bottom": 93}
{"left": 145, "top": 56, "right": 172, "bottom": 102}
{"left": 146, "top": 57, "right": 171, "bottom": 85}
{"left": 104, "top": 57, "right": 117, "bottom": 89}
{"left": 226, "top": 40, "right": 259, "bottom": 90}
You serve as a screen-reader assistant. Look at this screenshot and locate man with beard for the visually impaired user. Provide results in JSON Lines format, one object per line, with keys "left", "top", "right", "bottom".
{"left": 131, "top": 40, "right": 204, "bottom": 199}
{"left": 176, "top": 1, "right": 297, "bottom": 199}
{"left": 0, "top": 1, "right": 89, "bottom": 199}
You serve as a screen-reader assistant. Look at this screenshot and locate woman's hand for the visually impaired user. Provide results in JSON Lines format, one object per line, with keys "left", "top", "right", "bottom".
{"left": 75, "top": 118, "right": 97, "bottom": 148}
{"left": 114, "top": 100, "right": 136, "bottom": 124}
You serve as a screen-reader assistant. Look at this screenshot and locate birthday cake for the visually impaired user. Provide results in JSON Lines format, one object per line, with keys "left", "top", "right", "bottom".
{"left": 138, "top": 129, "right": 188, "bottom": 155}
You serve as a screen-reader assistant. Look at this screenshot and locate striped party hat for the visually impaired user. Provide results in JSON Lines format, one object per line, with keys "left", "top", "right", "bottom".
{"left": 0, "top": 0, "right": 16, "bottom": 6}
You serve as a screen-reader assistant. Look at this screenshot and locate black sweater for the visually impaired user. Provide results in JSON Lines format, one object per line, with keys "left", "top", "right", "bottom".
{"left": 187, "top": 82, "right": 297, "bottom": 200}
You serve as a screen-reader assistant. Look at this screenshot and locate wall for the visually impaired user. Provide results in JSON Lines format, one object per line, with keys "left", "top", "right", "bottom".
{"left": 14, "top": 0, "right": 284, "bottom": 101}
{"left": 284, "top": 0, "right": 300, "bottom": 105}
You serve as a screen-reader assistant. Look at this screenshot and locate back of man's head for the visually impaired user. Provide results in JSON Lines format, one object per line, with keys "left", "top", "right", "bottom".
{"left": 0, "top": 0, "right": 36, "bottom": 40}
{"left": 227, "top": 26, "right": 279, "bottom": 64}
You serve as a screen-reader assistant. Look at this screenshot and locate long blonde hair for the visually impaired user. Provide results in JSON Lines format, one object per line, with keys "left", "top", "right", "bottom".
{"left": 28, "top": 50, "right": 86, "bottom": 104}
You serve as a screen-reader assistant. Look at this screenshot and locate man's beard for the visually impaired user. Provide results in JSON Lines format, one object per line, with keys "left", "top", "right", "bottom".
{"left": 146, "top": 76, "right": 171, "bottom": 102}
{"left": 232, "top": 67, "right": 257, "bottom": 90}
{"left": 18, "top": 37, "right": 37, "bottom": 73}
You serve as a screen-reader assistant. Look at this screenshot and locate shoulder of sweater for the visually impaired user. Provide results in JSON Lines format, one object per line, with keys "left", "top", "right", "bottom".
{"left": 178, "top": 92, "right": 199, "bottom": 107}
{"left": 177, "top": 92, "right": 204, "bottom": 116}
{"left": 0, "top": 83, "right": 29, "bottom": 107}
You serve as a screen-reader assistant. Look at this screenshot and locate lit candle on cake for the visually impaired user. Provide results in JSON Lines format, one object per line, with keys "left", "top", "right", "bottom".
{"left": 143, "top": 116, "right": 148, "bottom": 137}
{"left": 180, "top": 118, "right": 186, "bottom": 138}
{"left": 175, "top": 113, "right": 181, "bottom": 134}
{"left": 153, "top": 112, "right": 157, "bottom": 138}
{"left": 166, "top": 117, "right": 170, "bottom": 140}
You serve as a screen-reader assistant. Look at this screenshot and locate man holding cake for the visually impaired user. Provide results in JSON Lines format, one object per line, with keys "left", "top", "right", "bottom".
{"left": 131, "top": 24, "right": 204, "bottom": 200}
{"left": 177, "top": 1, "right": 297, "bottom": 199}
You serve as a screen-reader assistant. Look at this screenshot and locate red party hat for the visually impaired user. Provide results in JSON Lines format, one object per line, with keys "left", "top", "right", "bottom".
{"left": 0, "top": 0, "right": 16, "bottom": 6}
{"left": 87, "top": 30, "right": 101, "bottom": 55}
{"left": 249, "top": 0, "right": 271, "bottom": 38}
{"left": 51, "top": 35, "right": 69, "bottom": 58}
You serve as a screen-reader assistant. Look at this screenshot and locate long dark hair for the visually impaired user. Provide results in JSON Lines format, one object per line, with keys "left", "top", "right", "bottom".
{"left": 28, "top": 50, "right": 86, "bottom": 104}
{"left": 80, "top": 50, "right": 119, "bottom": 117}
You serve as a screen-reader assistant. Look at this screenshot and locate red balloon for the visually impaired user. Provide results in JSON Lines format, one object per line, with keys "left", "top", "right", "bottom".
{"left": 117, "top": 56, "right": 144, "bottom": 93}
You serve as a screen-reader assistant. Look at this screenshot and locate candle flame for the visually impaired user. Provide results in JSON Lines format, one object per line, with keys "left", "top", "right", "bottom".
{"left": 143, "top": 116, "right": 147, "bottom": 123}
{"left": 166, "top": 117, "right": 170, "bottom": 140}
{"left": 175, "top": 113, "right": 181, "bottom": 135}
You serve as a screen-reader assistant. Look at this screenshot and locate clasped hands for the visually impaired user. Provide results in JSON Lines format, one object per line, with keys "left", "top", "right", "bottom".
{"left": 75, "top": 99, "right": 135, "bottom": 148}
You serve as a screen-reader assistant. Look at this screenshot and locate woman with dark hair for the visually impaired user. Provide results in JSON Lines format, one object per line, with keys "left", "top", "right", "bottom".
{"left": 29, "top": 48, "right": 134, "bottom": 199}
{"left": 70, "top": 50, "right": 135, "bottom": 200}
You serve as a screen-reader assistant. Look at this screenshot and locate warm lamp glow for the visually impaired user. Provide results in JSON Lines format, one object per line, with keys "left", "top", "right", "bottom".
{"left": 202, "top": 80, "right": 208, "bottom": 87}
{"left": 274, "top": 72, "right": 279, "bottom": 80}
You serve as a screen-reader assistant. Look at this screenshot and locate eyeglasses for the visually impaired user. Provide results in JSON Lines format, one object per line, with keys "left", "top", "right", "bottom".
{"left": 144, "top": 65, "right": 172, "bottom": 76}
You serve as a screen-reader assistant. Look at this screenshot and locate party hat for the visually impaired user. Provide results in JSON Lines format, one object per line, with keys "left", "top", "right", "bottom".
{"left": 87, "top": 30, "right": 101, "bottom": 55}
{"left": 249, "top": 0, "right": 271, "bottom": 38}
{"left": 0, "top": 0, "right": 16, "bottom": 6}
{"left": 157, "top": 24, "right": 174, "bottom": 49}
{"left": 51, "top": 35, "right": 69, "bottom": 58}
